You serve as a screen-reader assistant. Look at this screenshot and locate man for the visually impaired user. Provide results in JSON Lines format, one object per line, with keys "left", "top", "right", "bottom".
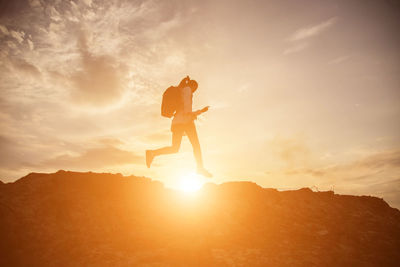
{"left": 146, "top": 76, "right": 212, "bottom": 178}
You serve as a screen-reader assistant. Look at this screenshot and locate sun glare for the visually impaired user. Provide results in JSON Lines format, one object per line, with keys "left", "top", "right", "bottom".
{"left": 179, "top": 172, "right": 204, "bottom": 193}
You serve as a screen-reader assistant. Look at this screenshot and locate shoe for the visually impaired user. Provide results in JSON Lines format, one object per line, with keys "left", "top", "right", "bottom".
{"left": 197, "top": 167, "right": 213, "bottom": 178}
{"left": 146, "top": 150, "right": 154, "bottom": 168}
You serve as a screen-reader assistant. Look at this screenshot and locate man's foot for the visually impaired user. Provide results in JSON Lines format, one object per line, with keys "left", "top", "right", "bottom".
{"left": 146, "top": 150, "right": 154, "bottom": 168}
{"left": 197, "top": 167, "right": 213, "bottom": 178}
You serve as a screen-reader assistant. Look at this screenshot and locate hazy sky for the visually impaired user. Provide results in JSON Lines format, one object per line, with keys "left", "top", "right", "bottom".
{"left": 1, "top": 0, "right": 399, "bottom": 207}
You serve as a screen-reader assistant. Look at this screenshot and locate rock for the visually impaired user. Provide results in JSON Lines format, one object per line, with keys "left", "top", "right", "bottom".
{"left": 0, "top": 170, "right": 399, "bottom": 266}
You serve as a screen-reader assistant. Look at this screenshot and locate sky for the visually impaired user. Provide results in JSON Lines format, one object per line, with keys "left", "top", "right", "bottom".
{"left": 0, "top": 0, "right": 399, "bottom": 207}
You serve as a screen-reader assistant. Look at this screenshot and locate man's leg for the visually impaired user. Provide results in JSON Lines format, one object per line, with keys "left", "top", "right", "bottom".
{"left": 186, "top": 122, "right": 212, "bottom": 177}
{"left": 185, "top": 122, "right": 203, "bottom": 167}
{"left": 146, "top": 129, "right": 183, "bottom": 168}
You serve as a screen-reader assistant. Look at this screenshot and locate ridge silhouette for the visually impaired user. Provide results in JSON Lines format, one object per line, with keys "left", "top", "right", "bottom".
{"left": 1, "top": 170, "right": 400, "bottom": 266}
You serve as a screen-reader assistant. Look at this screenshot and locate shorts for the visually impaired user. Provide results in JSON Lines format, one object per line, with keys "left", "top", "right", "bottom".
{"left": 171, "top": 121, "right": 195, "bottom": 133}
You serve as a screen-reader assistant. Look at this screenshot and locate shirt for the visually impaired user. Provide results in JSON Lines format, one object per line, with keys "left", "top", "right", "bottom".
{"left": 172, "top": 86, "right": 192, "bottom": 125}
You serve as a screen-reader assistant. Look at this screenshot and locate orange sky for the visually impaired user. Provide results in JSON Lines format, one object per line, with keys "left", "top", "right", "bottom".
{"left": 0, "top": 0, "right": 399, "bottom": 207}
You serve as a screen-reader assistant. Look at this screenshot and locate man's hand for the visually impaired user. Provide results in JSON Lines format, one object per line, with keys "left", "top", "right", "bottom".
{"left": 190, "top": 106, "right": 210, "bottom": 120}
{"left": 200, "top": 106, "right": 209, "bottom": 113}
{"left": 194, "top": 106, "right": 210, "bottom": 116}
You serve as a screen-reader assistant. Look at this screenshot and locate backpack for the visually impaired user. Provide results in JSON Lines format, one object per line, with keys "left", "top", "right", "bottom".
{"left": 161, "top": 86, "right": 181, "bottom": 118}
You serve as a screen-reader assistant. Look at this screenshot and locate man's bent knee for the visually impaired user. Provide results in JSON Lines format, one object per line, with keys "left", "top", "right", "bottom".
{"left": 170, "top": 145, "right": 180, "bottom": 153}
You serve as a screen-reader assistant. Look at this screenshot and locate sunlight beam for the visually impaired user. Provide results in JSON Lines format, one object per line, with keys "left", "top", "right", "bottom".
{"left": 178, "top": 172, "right": 204, "bottom": 193}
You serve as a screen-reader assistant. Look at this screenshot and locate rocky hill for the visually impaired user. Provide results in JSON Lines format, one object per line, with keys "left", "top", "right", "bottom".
{"left": 1, "top": 170, "right": 399, "bottom": 266}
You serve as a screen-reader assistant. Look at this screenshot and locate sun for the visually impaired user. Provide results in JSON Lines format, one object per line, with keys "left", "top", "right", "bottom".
{"left": 179, "top": 172, "right": 204, "bottom": 193}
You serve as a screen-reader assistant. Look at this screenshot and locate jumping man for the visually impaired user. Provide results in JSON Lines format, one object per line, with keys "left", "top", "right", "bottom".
{"left": 146, "top": 76, "right": 212, "bottom": 178}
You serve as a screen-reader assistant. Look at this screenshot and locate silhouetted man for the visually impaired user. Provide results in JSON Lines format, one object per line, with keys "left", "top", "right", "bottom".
{"left": 146, "top": 76, "right": 212, "bottom": 178}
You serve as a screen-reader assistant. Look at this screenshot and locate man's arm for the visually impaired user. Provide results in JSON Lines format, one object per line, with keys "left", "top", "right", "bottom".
{"left": 192, "top": 106, "right": 210, "bottom": 120}
{"left": 194, "top": 106, "right": 209, "bottom": 116}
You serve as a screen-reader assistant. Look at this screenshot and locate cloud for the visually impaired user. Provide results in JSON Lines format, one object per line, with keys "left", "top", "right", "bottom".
{"left": 0, "top": 0, "right": 189, "bottom": 109}
{"left": 268, "top": 134, "right": 313, "bottom": 169}
{"left": 28, "top": 0, "right": 41, "bottom": 8}
{"left": 27, "top": 39, "right": 34, "bottom": 50}
{"left": 283, "top": 42, "right": 308, "bottom": 55}
{"left": 11, "top": 58, "right": 41, "bottom": 77}
{"left": 368, "top": 178, "right": 400, "bottom": 209}
{"left": 283, "top": 149, "right": 400, "bottom": 180}
{"left": 70, "top": 32, "right": 128, "bottom": 106}
{"left": 144, "top": 130, "right": 170, "bottom": 143}
{"left": 350, "top": 149, "right": 400, "bottom": 170}
{"left": 268, "top": 140, "right": 400, "bottom": 207}
{"left": 288, "top": 17, "right": 337, "bottom": 42}
{"left": 82, "top": 0, "right": 93, "bottom": 8}
{"left": 43, "top": 144, "right": 143, "bottom": 170}
{"left": 98, "top": 137, "right": 124, "bottom": 146}
{"left": 0, "top": 0, "right": 192, "bottom": 181}
{"left": 0, "top": 135, "right": 26, "bottom": 169}
{"left": 284, "top": 17, "right": 337, "bottom": 55}
{"left": 328, "top": 55, "right": 350, "bottom": 65}
{"left": 281, "top": 149, "right": 400, "bottom": 207}
{"left": 0, "top": 0, "right": 30, "bottom": 17}
{"left": 10, "top": 30, "right": 24, "bottom": 43}
{"left": 0, "top": 24, "right": 9, "bottom": 35}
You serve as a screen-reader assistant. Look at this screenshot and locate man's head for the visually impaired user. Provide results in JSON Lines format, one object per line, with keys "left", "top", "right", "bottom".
{"left": 188, "top": 80, "right": 198, "bottom": 92}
